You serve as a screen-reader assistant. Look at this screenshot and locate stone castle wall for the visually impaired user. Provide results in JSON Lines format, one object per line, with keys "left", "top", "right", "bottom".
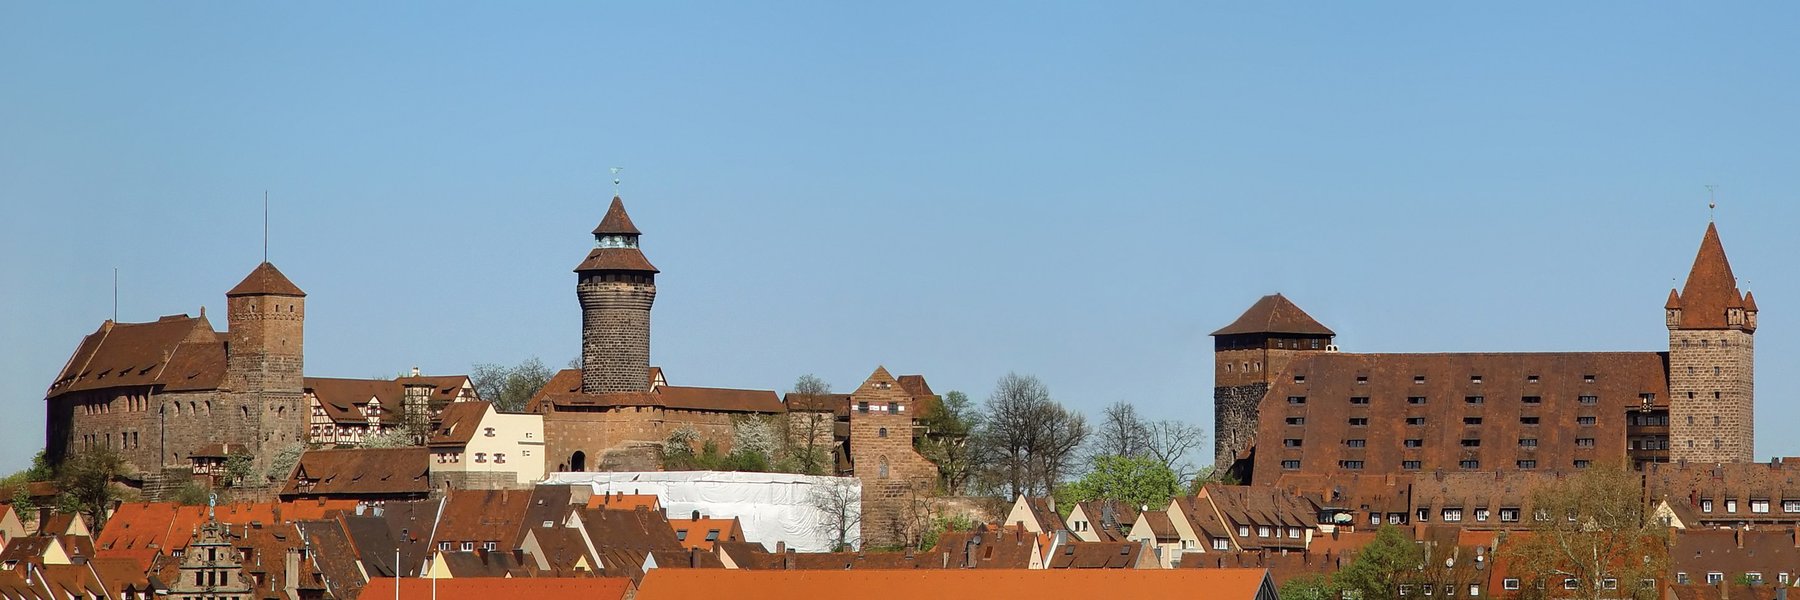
{"left": 541, "top": 405, "right": 739, "bottom": 473}
{"left": 577, "top": 279, "right": 655, "bottom": 394}
{"left": 1668, "top": 329, "right": 1755, "bottom": 463}
{"left": 1213, "top": 383, "right": 1268, "bottom": 470}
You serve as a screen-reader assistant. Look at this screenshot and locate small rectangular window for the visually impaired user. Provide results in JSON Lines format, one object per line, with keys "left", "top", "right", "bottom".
{"left": 1463, "top": 417, "right": 1482, "bottom": 425}
{"left": 1340, "top": 460, "right": 1364, "bottom": 469}
{"left": 1349, "top": 417, "right": 1369, "bottom": 426}
{"left": 1285, "top": 417, "right": 1306, "bottom": 426}
{"left": 1407, "top": 417, "right": 1426, "bottom": 426}
{"left": 1579, "top": 395, "right": 1598, "bottom": 405}
{"left": 1345, "top": 439, "right": 1366, "bottom": 448}
{"left": 1574, "top": 459, "right": 1592, "bottom": 468}
{"left": 1702, "top": 499, "right": 1714, "bottom": 513}
{"left": 1402, "top": 460, "right": 1421, "bottom": 470}
{"left": 1350, "top": 397, "right": 1370, "bottom": 405}
{"left": 1465, "top": 395, "right": 1484, "bottom": 404}
{"left": 1284, "top": 439, "right": 1303, "bottom": 448}
{"left": 1281, "top": 460, "right": 1301, "bottom": 470}
{"left": 1503, "top": 579, "right": 1521, "bottom": 591}
{"left": 1294, "top": 375, "right": 1306, "bottom": 384}
{"left": 1577, "top": 416, "right": 1596, "bottom": 426}
{"left": 1499, "top": 508, "right": 1520, "bottom": 522}
{"left": 1442, "top": 508, "right": 1463, "bottom": 522}
{"left": 1475, "top": 508, "right": 1490, "bottom": 522}
{"left": 1459, "top": 459, "right": 1480, "bottom": 469}
{"left": 1414, "top": 376, "right": 1426, "bottom": 384}
{"left": 1519, "top": 438, "right": 1538, "bottom": 447}
{"left": 1516, "top": 460, "right": 1537, "bottom": 469}
{"left": 1404, "top": 439, "right": 1423, "bottom": 448}
{"left": 1521, "top": 416, "right": 1540, "bottom": 425}
{"left": 1356, "top": 376, "right": 1368, "bottom": 385}
{"left": 1470, "top": 375, "right": 1482, "bottom": 384}
{"left": 1584, "top": 374, "right": 1597, "bottom": 383}
{"left": 1288, "top": 396, "right": 1307, "bottom": 405}
{"left": 1521, "top": 396, "right": 1541, "bottom": 404}
{"left": 1408, "top": 396, "right": 1427, "bottom": 405}
{"left": 1460, "top": 439, "right": 1480, "bottom": 447}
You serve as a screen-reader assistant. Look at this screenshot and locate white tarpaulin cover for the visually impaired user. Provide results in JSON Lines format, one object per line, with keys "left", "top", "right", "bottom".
{"left": 544, "top": 471, "right": 861, "bottom": 552}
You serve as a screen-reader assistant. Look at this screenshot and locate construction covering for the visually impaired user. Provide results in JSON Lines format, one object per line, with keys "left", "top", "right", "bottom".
{"left": 544, "top": 470, "right": 861, "bottom": 552}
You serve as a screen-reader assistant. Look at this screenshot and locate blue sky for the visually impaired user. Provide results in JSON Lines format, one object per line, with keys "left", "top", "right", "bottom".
{"left": 3, "top": 3, "right": 1798, "bottom": 473}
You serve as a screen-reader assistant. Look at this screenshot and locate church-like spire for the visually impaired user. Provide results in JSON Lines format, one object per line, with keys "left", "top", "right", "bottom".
{"left": 1672, "top": 222, "right": 1747, "bottom": 330}
{"left": 575, "top": 196, "right": 658, "bottom": 274}
{"left": 592, "top": 196, "right": 641, "bottom": 236}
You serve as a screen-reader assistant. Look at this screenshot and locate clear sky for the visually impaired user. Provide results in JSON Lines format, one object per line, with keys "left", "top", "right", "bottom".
{"left": 3, "top": 3, "right": 1797, "bottom": 474}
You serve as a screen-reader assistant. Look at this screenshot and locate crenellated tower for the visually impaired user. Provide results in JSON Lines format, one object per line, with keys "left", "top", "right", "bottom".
{"left": 1666, "top": 222, "right": 1757, "bottom": 463}
{"left": 575, "top": 197, "right": 658, "bottom": 394}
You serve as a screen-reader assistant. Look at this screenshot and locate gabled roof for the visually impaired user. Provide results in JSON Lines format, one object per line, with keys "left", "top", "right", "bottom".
{"left": 1211, "top": 294, "right": 1335, "bottom": 337}
{"left": 428, "top": 401, "right": 494, "bottom": 447}
{"left": 576, "top": 506, "right": 685, "bottom": 553}
{"left": 635, "top": 569, "right": 1276, "bottom": 600}
{"left": 362, "top": 577, "right": 633, "bottom": 600}
{"left": 294, "top": 517, "right": 370, "bottom": 600}
{"left": 430, "top": 489, "right": 536, "bottom": 549}
{"left": 574, "top": 247, "right": 660, "bottom": 273}
{"left": 46, "top": 315, "right": 226, "bottom": 398}
{"left": 1672, "top": 222, "right": 1747, "bottom": 329}
{"left": 226, "top": 261, "right": 306, "bottom": 297}
{"left": 530, "top": 370, "right": 783, "bottom": 414}
{"left": 593, "top": 197, "right": 642, "bottom": 236}
{"left": 282, "top": 448, "right": 431, "bottom": 497}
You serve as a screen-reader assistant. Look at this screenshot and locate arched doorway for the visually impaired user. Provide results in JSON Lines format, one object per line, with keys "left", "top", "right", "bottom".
{"left": 570, "top": 451, "right": 587, "bottom": 472}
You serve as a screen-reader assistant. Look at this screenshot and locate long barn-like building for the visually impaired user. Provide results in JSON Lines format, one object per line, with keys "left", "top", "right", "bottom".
{"left": 1214, "top": 221, "right": 1758, "bottom": 488}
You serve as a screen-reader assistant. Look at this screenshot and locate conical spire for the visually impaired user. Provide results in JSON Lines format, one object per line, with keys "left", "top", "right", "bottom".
{"left": 1665, "top": 289, "right": 1682, "bottom": 310}
{"left": 592, "top": 197, "right": 641, "bottom": 236}
{"left": 1674, "top": 222, "right": 1745, "bottom": 329}
{"left": 1744, "top": 291, "right": 1758, "bottom": 312}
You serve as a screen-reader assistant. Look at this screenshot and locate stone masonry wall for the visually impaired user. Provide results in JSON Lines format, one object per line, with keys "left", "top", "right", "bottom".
{"left": 1668, "top": 329, "right": 1754, "bottom": 463}
{"left": 541, "top": 405, "right": 738, "bottom": 473}
{"left": 848, "top": 373, "right": 938, "bottom": 548}
{"left": 1214, "top": 383, "right": 1268, "bottom": 470}
{"left": 577, "top": 279, "right": 655, "bottom": 394}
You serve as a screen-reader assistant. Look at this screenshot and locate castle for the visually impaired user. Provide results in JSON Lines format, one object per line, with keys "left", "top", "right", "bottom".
{"left": 1212, "top": 221, "right": 1758, "bottom": 487}
{"left": 44, "top": 262, "right": 311, "bottom": 494}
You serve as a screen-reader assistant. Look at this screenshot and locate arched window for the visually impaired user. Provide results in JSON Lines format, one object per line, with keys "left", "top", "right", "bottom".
{"left": 878, "top": 427, "right": 888, "bottom": 438}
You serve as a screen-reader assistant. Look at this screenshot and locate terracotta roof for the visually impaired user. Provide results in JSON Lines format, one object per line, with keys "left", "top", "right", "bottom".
{"left": 587, "top": 492, "right": 662, "bottom": 512}
{"left": 431, "top": 489, "right": 537, "bottom": 550}
{"left": 225, "top": 261, "right": 306, "bottom": 297}
{"left": 576, "top": 506, "right": 685, "bottom": 553}
{"left": 781, "top": 550, "right": 932, "bottom": 570}
{"left": 46, "top": 315, "right": 226, "bottom": 398}
{"left": 308, "top": 375, "right": 473, "bottom": 426}
{"left": 574, "top": 247, "right": 660, "bottom": 273}
{"left": 1744, "top": 291, "right": 1759, "bottom": 312}
{"left": 669, "top": 516, "right": 743, "bottom": 551}
{"left": 1022, "top": 497, "right": 1069, "bottom": 532}
{"left": 930, "top": 527, "right": 1040, "bottom": 569}
{"left": 1194, "top": 484, "right": 1319, "bottom": 550}
{"left": 1645, "top": 461, "right": 1800, "bottom": 525}
{"left": 713, "top": 541, "right": 776, "bottom": 569}
{"left": 436, "top": 549, "right": 532, "bottom": 577}
{"left": 593, "top": 196, "right": 642, "bottom": 235}
{"left": 895, "top": 375, "right": 934, "bottom": 398}
{"left": 1137, "top": 510, "right": 1181, "bottom": 543}
{"left": 282, "top": 448, "right": 432, "bottom": 497}
{"left": 1254, "top": 351, "right": 1669, "bottom": 479}
{"left": 636, "top": 569, "right": 1276, "bottom": 600}
{"left": 532, "top": 370, "right": 783, "bottom": 413}
{"left": 429, "top": 401, "right": 494, "bottom": 447}
{"left": 1073, "top": 500, "right": 1139, "bottom": 542}
{"left": 522, "top": 525, "right": 599, "bottom": 576}
{"left": 294, "top": 517, "right": 369, "bottom": 600}
{"left": 1212, "top": 293, "right": 1335, "bottom": 337}
{"left": 1672, "top": 222, "right": 1746, "bottom": 329}
{"left": 362, "top": 577, "right": 633, "bottom": 600}
{"left": 1043, "top": 540, "right": 1143, "bottom": 568}
{"left": 783, "top": 393, "right": 850, "bottom": 415}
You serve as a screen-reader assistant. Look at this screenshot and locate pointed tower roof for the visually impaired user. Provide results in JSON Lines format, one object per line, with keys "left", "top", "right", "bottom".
{"left": 1210, "top": 294, "right": 1335, "bottom": 337}
{"left": 1665, "top": 289, "right": 1682, "bottom": 310}
{"left": 1674, "top": 222, "right": 1745, "bottom": 329}
{"left": 592, "top": 197, "right": 641, "bottom": 236}
{"left": 1743, "top": 291, "right": 1758, "bottom": 312}
{"left": 226, "top": 262, "right": 306, "bottom": 297}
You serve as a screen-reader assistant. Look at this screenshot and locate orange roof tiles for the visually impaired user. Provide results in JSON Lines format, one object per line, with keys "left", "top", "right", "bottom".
{"left": 636, "top": 569, "right": 1275, "bottom": 600}
{"left": 668, "top": 516, "right": 743, "bottom": 551}
{"left": 593, "top": 196, "right": 642, "bottom": 236}
{"left": 282, "top": 447, "right": 432, "bottom": 497}
{"left": 1212, "top": 293, "right": 1335, "bottom": 337}
{"left": 225, "top": 261, "right": 306, "bottom": 297}
{"left": 586, "top": 493, "right": 662, "bottom": 512}
{"left": 1673, "top": 222, "right": 1746, "bottom": 329}
{"left": 362, "top": 576, "right": 633, "bottom": 600}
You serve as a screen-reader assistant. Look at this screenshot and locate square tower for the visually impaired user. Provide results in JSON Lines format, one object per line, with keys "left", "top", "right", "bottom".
{"left": 225, "top": 261, "right": 308, "bottom": 462}
{"left": 847, "top": 367, "right": 938, "bottom": 548}
{"left": 1666, "top": 222, "right": 1757, "bottom": 464}
{"left": 1210, "top": 293, "right": 1335, "bottom": 471}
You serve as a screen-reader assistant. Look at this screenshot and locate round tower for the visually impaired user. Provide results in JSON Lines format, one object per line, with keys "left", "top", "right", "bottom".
{"left": 575, "top": 197, "right": 659, "bottom": 394}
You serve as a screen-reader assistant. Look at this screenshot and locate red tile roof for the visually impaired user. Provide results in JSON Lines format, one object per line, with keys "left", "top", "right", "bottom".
{"left": 225, "top": 261, "right": 306, "bottom": 297}
{"left": 429, "top": 401, "right": 493, "bottom": 447}
{"left": 362, "top": 576, "right": 633, "bottom": 600}
{"left": 636, "top": 569, "right": 1275, "bottom": 600}
{"left": 282, "top": 448, "right": 432, "bottom": 497}
{"left": 46, "top": 315, "right": 226, "bottom": 398}
{"left": 593, "top": 196, "right": 642, "bottom": 236}
{"left": 1672, "top": 222, "right": 1747, "bottom": 329}
{"left": 531, "top": 370, "right": 783, "bottom": 413}
{"left": 1212, "top": 294, "right": 1335, "bottom": 337}
{"left": 574, "top": 247, "right": 660, "bottom": 273}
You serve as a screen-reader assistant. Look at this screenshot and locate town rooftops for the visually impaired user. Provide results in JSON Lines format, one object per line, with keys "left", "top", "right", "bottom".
{"left": 635, "top": 569, "right": 1278, "bottom": 600}
{"left": 362, "top": 577, "right": 634, "bottom": 600}
{"left": 429, "top": 401, "right": 494, "bottom": 447}
{"left": 46, "top": 314, "right": 226, "bottom": 398}
{"left": 1211, "top": 293, "right": 1335, "bottom": 337}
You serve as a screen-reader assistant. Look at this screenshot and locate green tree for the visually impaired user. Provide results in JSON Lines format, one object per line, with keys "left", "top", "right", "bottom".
{"left": 1337, "top": 525, "right": 1423, "bottom": 600}
{"left": 223, "top": 450, "right": 255, "bottom": 487}
{"left": 172, "top": 482, "right": 211, "bottom": 506}
{"left": 54, "top": 448, "right": 129, "bottom": 530}
{"left": 785, "top": 375, "right": 835, "bottom": 476}
{"left": 470, "top": 357, "right": 556, "bottom": 412}
{"left": 1063, "top": 454, "right": 1181, "bottom": 510}
{"left": 1501, "top": 464, "right": 1667, "bottom": 600}
{"left": 1, "top": 450, "right": 55, "bottom": 523}
{"left": 265, "top": 443, "right": 304, "bottom": 483}
{"left": 1281, "top": 573, "right": 1342, "bottom": 600}
{"left": 917, "top": 390, "right": 977, "bottom": 494}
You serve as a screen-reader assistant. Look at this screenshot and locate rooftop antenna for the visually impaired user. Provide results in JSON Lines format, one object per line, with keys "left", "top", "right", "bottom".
{"left": 112, "top": 267, "right": 118, "bottom": 322}
{"left": 610, "top": 167, "right": 623, "bottom": 197}
{"left": 1705, "top": 185, "right": 1717, "bottom": 222}
{"left": 263, "top": 190, "right": 270, "bottom": 263}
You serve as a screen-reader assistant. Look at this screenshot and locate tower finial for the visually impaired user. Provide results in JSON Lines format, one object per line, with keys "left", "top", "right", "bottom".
{"left": 263, "top": 190, "right": 270, "bottom": 262}
{"left": 610, "top": 167, "right": 623, "bottom": 197}
{"left": 1706, "top": 184, "right": 1717, "bottom": 222}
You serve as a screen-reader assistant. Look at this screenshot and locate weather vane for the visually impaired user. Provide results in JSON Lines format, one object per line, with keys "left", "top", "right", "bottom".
{"left": 611, "top": 167, "right": 623, "bottom": 197}
{"left": 1706, "top": 184, "right": 1717, "bottom": 221}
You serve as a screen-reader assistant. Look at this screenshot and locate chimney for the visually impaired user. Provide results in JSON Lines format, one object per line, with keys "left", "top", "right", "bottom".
{"left": 775, "top": 541, "right": 785, "bottom": 554}
{"left": 688, "top": 547, "right": 698, "bottom": 568}
{"left": 410, "top": 366, "right": 421, "bottom": 377}
{"left": 1737, "top": 528, "right": 1745, "bottom": 549}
